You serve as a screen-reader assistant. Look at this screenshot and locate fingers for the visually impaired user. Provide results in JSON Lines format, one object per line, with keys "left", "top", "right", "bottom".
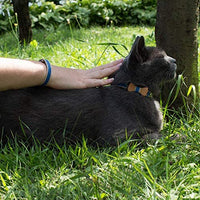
{"left": 78, "top": 58, "right": 124, "bottom": 89}
{"left": 85, "top": 77, "right": 115, "bottom": 88}
{"left": 89, "top": 58, "right": 124, "bottom": 72}
{"left": 90, "top": 62, "right": 122, "bottom": 79}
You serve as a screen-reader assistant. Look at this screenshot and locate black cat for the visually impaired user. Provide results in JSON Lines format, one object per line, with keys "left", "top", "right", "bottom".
{"left": 0, "top": 36, "right": 177, "bottom": 145}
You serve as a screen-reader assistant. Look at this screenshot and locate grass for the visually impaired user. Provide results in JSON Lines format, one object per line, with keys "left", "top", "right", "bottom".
{"left": 0, "top": 26, "right": 155, "bottom": 67}
{"left": 0, "top": 26, "right": 200, "bottom": 199}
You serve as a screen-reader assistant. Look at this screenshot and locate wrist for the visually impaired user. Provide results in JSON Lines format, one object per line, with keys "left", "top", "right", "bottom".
{"left": 39, "top": 59, "right": 52, "bottom": 86}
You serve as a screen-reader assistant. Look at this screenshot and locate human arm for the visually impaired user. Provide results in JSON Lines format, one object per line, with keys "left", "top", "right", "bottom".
{"left": 0, "top": 57, "right": 123, "bottom": 91}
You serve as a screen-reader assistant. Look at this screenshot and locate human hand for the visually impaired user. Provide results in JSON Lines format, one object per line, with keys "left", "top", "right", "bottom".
{"left": 48, "top": 58, "right": 123, "bottom": 89}
{"left": 77, "top": 58, "right": 123, "bottom": 88}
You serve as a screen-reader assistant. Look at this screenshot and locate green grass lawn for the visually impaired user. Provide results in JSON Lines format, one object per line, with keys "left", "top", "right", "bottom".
{"left": 0, "top": 26, "right": 200, "bottom": 200}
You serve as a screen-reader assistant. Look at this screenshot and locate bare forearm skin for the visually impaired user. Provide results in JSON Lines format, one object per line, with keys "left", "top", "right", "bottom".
{"left": 0, "top": 57, "right": 123, "bottom": 91}
{"left": 0, "top": 58, "right": 47, "bottom": 91}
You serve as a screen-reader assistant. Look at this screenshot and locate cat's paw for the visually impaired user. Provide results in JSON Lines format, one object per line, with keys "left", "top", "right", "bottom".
{"left": 142, "top": 132, "right": 162, "bottom": 141}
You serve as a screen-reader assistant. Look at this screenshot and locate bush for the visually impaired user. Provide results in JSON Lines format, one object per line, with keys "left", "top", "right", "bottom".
{"left": 86, "top": 0, "right": 157, "bottom": 26}
{"left": 0, "top": 1, "right": 14, "bottom": 34}
{"left": 0, "top": 0, "right": 157, "bottom": 34}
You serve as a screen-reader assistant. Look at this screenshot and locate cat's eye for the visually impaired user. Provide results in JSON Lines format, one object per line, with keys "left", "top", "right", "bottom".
{"left": 156, "top": 54, "right": 164, "bottom": 59}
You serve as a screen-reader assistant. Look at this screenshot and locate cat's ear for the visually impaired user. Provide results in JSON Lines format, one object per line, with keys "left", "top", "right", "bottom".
{"left": 127, "top": 36, "right": 148, "bottom": 68}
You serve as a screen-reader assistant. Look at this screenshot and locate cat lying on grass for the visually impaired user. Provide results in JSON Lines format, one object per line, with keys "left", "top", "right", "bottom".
{"left": 0, "top": 36, "right": 177, "bottom": 146}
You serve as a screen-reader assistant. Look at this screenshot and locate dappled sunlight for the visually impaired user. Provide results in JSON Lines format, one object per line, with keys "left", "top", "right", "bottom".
{"left": 0, "top": 0, "right": 200, "bottom": 198}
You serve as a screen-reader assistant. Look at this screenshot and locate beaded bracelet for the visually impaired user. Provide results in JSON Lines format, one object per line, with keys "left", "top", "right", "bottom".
{"left": 39, "top": 59, "right": 52, "bottom": 86}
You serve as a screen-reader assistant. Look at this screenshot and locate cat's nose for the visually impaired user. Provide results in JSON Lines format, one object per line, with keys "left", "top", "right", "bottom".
{"left": 170, "top": 58, "right": 177, "bottom": 70}
{"left": 168, "top": 56, "right": 176, "bottom": 64}
{"left": 171, "top": 58, "right": 176, "bottom": 64}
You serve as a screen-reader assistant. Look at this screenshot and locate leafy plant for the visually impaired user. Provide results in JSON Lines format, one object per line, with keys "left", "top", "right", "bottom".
{"left": 0, "top": 0, "right": 157, "bottom": 34}
{"left": 0, "top": 0, "right": 14, "bottom": 33}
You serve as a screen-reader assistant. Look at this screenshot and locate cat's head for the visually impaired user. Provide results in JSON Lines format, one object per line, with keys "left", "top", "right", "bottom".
{"left": 112, "top": 36, "right": 177, "bottom": 96}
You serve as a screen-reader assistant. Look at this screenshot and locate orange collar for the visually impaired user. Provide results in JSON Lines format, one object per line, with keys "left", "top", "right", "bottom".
{"left": 118, "top": 82, "right": 151, "bottom": 97}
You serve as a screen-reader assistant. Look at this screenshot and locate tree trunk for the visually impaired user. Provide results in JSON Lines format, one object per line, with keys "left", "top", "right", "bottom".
{"left": 12, "top": 0, "right": 32, "bottom": 44}
{"left": 155, "top": 0, "right": 199, "bottom": 109}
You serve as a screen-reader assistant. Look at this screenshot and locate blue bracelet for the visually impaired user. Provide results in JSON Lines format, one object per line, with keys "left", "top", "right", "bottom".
{"left": 40, "top": 59, "right": 52, "bottom": 86}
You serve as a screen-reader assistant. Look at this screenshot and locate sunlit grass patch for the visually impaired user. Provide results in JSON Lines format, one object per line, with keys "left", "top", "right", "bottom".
{"left": 0, "top": 26, "right": 200, "bottom": 199}
{"left": 0, "top": 26, "right": 155, "bottom": 68}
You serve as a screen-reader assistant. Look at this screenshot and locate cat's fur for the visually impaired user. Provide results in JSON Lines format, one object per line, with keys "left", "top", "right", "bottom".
{"left": 0, "top": 36, "right": 177, "bottom": 145}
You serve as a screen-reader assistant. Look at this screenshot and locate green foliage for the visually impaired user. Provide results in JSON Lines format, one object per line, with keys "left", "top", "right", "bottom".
{"left": 0, "top": 112, "right": 200, "bottom": 199}
{"left": 85, "top": 0, "right": 157, "bottom": 26}
{"left": 0, "top": 26, "right": 200, "bottom": 199}
{"left": 0, "top": 0, "right": 157, "bottom": 34}
{"left": 0, "top": 0, "right": 14, "bottom": 34}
